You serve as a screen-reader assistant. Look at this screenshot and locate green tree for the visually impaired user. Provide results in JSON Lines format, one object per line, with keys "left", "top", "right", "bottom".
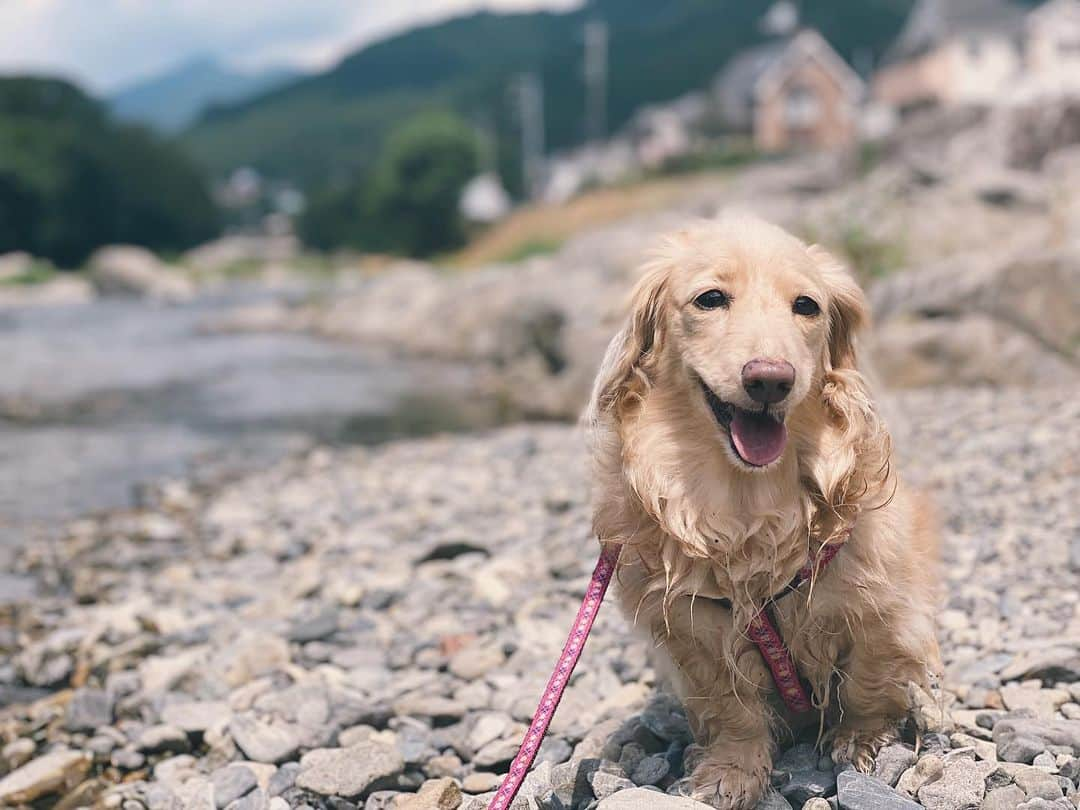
{"left": 299, "top": 111, "right": 481, "bottom": 257}
{"left": 0, "top": 77, "right": 219, "bottom": 267}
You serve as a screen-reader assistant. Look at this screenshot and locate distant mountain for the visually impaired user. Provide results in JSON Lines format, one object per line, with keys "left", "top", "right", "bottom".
{"left": 110, "top": 56, "right": 301, "bottom": 133}
{"left": 184, "top": 0, "right": 915, "bottom": 191}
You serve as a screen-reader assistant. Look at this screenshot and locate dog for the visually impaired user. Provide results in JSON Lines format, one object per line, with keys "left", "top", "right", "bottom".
{"left": 585, "top": 215, "right": 940, "bottom": 809}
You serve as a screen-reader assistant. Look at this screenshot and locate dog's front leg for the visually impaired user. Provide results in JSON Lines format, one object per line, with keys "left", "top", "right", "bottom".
{"left": 655, "top": 604, "right": 774, "bottom": 810}
{"left": 829, "top": 621, "right": 926, "bottom": 771}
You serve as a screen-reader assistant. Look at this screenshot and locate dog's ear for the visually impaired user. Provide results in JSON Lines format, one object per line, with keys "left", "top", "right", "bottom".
{"left": 803, "top": 245, "right": 890, "bottom": 536}
{"left": 590, "top": 261, "right": 670, "bottom": 414}
{"left": 808, "top": 245, "right": 869, "bottom": 373}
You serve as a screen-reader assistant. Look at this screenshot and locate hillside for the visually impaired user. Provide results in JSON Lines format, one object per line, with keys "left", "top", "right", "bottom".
{"left": 183, "top": 0, "right": 915, "bottom": 191}
{"left": 110, "top": 56, "right": 300, "bottom": 133}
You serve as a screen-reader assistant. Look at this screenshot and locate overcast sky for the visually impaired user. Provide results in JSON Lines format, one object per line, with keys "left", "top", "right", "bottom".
{"left": 0, "top": 0, "right": 581, "bottom": 95}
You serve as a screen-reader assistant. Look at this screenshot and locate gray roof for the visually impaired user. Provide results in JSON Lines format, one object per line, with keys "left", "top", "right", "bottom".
{"left": 886, "top": 0, "right": 1027, "bottom": 63}
{"left": 716, "top": 37, "right": 794, "bottom": 117}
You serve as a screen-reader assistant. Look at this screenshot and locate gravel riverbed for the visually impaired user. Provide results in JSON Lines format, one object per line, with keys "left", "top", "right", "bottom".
{"left": 0, "top": 385, "right": 1077, "bottom": 810}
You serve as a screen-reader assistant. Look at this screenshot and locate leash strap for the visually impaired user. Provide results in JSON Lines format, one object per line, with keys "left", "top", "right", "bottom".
{"left": 487, "top": 544, "right": 622, "bottom": 810}
{"left": 486, "top": 539, "right": 842, "bottom": 807}
{"left": 747, "top": 540, "right": 843, "bottom": 714}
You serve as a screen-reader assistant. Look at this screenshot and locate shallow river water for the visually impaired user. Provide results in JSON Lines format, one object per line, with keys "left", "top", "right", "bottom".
{"left": 0, "top": 285, "right": 495, "bottom": 543}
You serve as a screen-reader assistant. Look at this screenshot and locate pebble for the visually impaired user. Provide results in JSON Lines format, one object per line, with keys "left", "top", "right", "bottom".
{"left": 393, "top": 777, "right": 461, "bottom": 809}
{"left": 595, "top": 787, "right": 712, "bottom": 808}
{"left": 0, "top": 750, "right": 92, "bottom": 805}
{"left": 229, "top": 715, "right": 301, "bottom": 764}
{"left": 295, "top": 741, "right": 405, "bottom": 798}
{"left": 210, "top": 764, "right": 258, "bottom": 808}
{"left": 65, "top": 687, "right": 114, "bottom": 732}
{"left": 0, "top": 387, "right": 1076, "bottom": 810}
{"left": 873, "top": 744, "right": 918, "bottom": 787}
{"left": 836, "top": 770, "right": 921, "bottom": 810}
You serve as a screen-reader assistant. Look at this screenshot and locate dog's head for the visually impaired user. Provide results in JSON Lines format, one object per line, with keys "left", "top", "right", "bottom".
{"left": 591, "top": 214, "right": 871, "bottom": 474}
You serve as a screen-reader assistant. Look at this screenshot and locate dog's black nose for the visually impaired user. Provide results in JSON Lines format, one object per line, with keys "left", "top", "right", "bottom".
{"left": 742, "top": 359, "right": 795, "bottom": 404}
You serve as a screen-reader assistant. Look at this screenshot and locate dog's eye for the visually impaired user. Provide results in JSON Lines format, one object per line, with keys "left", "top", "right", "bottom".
{"left": 792, "top": 295, "right": 820, "bottom": 317}
{"left": 694, "top": 290, "right": 730, "bottom": 310}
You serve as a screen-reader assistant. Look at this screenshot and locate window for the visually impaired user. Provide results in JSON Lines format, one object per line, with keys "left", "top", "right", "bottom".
{"left": 785, "top": 85, "right": 820, "bottom": 128}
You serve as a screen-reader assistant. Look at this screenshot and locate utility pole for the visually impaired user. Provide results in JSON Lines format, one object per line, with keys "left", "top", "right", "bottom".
{"left": 584, "top": 20, "right": 608, "bottom": 144}
{"left": 515, "top": 73, "right": 545, "bottom": 200}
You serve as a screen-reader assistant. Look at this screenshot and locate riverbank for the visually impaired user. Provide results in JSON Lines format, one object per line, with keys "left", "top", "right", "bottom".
{"left": 1, "top": 384, "right": 1077, "bottom": 809}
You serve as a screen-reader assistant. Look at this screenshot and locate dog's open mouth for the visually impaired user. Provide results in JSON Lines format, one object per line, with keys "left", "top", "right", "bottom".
{"left": 700, "top": 382, "right": 787, "bottom": 467}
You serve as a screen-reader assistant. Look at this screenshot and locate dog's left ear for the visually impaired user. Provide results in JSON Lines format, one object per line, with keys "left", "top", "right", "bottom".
{"left": 589, "top": 261, "right": 670, "bottom": 415}
{"left": 808, "top": 245, "right": 869, "bottom": 373}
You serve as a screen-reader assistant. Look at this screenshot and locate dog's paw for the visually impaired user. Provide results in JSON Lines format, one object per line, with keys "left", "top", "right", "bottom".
{"left": 689, "top": 743, "right": 770, "bottom": 810}
{"left": 829, "top": 725, "right": 897, "bottom": 772}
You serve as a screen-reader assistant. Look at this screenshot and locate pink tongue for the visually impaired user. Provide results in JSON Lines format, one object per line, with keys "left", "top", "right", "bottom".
{"left": 730, "top": 410, "right": 787, "bottom": 467}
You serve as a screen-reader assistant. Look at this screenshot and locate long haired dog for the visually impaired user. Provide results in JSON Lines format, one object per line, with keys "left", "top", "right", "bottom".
{"left": 586, "top": 215, "right": 940, "bottom": 809}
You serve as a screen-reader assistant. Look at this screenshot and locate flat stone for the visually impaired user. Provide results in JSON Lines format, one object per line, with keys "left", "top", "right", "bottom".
{"left": 137, "top": 724, "right": 190, "bottom": 754}
{"left": 837, "top": 771, "right": 921, "bottom": 810}
{"left": 162, "top": 700, "right": 232, "bottom": 734}
{"left": 2, "top": 738, "right": 35, "bottom": 769}
{"left": 229, "top": 787, "right": 269, "bottom": 810}
{"left": 630, "top": 754, "right": 670, "bottom": 786}
{"left": 896, "top": 754, "right": 944, "bottom": 797}
{"left": 1000, "top": 686, "right": 1070, "bottom": 721}
{"left": 295, "top": 741, "right": 404, "bottom": 798}
{"left": 210, "top": 764, "right": 258, "bottom": 808}
{"left": 873, "top": 744, "right": 918, "bottom": 787}
{"left": 229, "top": 715, "right": 301, "bottom": 764}
{"left": 467, "top": 712, "right": 512, "bottom": 752}
{"left": 596, "top": 787, "right": 714, "bottom": 808}
{"left": 0, "top": 750, "right": 93, "bottom": 805}
{"left": 393, "top": 777, "right": 462, "bottom": 809}
{"left": 65, "top": 687, "right": 114, "bottom": 732}
{"left": 779, "top": 766, "right": 836, "bottom": 805}
{"left": 917, "top": 755, "right": 994, "bottom": 810}
{"left": 111, "top": 748, "right": 146, "bottom": 770}
{"left": 448, "top": 643, "right": 506, "bottom": 681}
{"left": 982, "top": 785, "right": 1027, "bottom": 810}
{"left": 462, "top": 772, "right": 501, "bottom": 793}
{"left": 1011, "top": 765, "right": 1064, "bottom": 800}
{"left": 994, "top": 718, "right": 1080, "bottom": 757}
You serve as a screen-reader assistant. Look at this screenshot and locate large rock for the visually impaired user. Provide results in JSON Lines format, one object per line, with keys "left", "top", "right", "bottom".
{"left": 229, "top": 715, "right": 301, "bottom": 764}
{"left": 595, "top": 787, "right": 714, "bottom": 808}
{"left": 294, "top": 740, "right": 404, "bottom": 798}
{"left": 0, "top": 749, "right": 92, "bottom": 804}
{"left": 89, "top": 245, "right": 194, "bottom": 302}
{"left": 916, "top": 754, "right": 995, "bottom": 810}
{"left": 836, "top": 770, "right": 921, "bottom": 810}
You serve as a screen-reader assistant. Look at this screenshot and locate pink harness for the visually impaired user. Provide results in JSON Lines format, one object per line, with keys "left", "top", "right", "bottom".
{"left": 487, "top": 540, "right": 842, "bottom": 810}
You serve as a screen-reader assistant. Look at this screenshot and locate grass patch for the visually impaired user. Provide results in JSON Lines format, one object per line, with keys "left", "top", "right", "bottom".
{"left": 1, "top": 261, "right": 58, "bottom": 286}
{"left": 497, "top": 237, "right": 563, "bottom": 264}
{"left": 838, "top": 225, "right": 906, "bottom": 280}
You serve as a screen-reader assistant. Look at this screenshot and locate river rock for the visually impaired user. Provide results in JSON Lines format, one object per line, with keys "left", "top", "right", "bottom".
{"left": 229, "top": 715, "right": 301, "bottom": 764}
{"left": 210, "top": 763, "right": 258, "bottom": 808}
{"left": 917, "top": 754, "right": 994, "bottom": 810}
{"left": 295, "top": 741, "right": 404, "bottom": 798}
{"left": 89, "top": 245, "right": 194, "bottom": 303}
{"left": 874, "top": 744, "right": 918, "bottom": 787}
{"left": 837, "top": 770, "right": 921, "bottom": 810}
{"left": 596, "top": 787, "right": 713, "bottom": 808}
{"left": 0, "top": 750, "right": 92, "bottom": 804}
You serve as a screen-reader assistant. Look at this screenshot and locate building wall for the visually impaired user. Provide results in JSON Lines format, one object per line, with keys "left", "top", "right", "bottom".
{"left": 1026, "top": 1, "right": 1080, "bottom": 91}
{"left": 874, "top": 35, "right": 1020, "bottom": 109}
{"left": 754, "top": 59, "right": 857, "bottom": 151}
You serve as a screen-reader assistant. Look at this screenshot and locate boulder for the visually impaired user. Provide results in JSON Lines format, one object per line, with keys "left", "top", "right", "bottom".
{"left": 89, "top": 245, "right": 194, "bottom": 302}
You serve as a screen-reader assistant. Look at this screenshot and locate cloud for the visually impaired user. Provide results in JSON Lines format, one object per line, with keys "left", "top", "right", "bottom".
{"left": 0, "top": 0, "right": 581, "bottom": 95}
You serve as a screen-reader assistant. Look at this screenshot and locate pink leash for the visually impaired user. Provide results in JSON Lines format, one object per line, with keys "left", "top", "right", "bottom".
{"left": 487, "top": 544, "right": 622, "bottom": 810}
{"left": 487, "top": 540, "right": 841, "bottom": 809}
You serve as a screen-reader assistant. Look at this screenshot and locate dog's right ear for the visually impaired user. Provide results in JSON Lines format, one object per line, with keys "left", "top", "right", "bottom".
{"left": 590, "top": 261, "right": 670, "bottom": 414}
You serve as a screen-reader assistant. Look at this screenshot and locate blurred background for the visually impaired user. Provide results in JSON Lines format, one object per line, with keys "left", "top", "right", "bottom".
{"left": 6, "top": 0, "right": 1079, "bottom": 539}
{"left": 1, "top": 3, "right": 1079, "bottom": 810}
